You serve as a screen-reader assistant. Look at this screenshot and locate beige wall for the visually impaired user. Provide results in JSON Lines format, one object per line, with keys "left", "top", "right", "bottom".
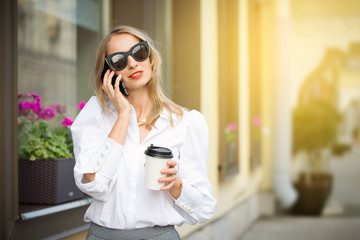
{"left": 290, "top": 0, "right": 360, "bottom": 108}
{"left": 258, "top": 0, "right": 276, "bottom": 191}
{"left": 172, "top": 0, "right": 201, "bottom": 111}
{"left": 174, "top": 0, "right": 273, "bottom": 237}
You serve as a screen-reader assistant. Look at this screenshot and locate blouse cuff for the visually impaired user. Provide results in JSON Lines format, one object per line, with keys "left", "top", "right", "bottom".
{"left": 87, "top": 137, "right": 123, "bottom": 181}
{"left": 174, "top": 182, "right": 203, "bottom": 214}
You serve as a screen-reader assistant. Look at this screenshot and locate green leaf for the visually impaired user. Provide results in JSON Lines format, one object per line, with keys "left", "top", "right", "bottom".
{"left": 292, "top": 100, "right": 341, "bottom": 153}
{"left": 18, "top": 116, "right": 74, "bottom": 160}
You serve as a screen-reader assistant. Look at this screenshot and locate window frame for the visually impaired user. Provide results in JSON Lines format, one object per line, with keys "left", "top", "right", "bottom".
{"left": 1, "top": 0, "right": 18, "bottom": 238}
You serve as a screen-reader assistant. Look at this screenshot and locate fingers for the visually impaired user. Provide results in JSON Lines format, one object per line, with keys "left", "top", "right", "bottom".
{"left": 102, "top": 70, "right": 123, "bottom": 97}
{"left": 159, "top": 160, "right": 177, "bottom": 179}
{"left": 159, "top": 176, "right": 177, "bottom": 191}
{"left": 161, "top": 167, "right": 177, "bottom": 175}
{"left": 102, "top": 70, "right": 114, "bottom": 93}
{"left": 114, "top": 73, "right": 121, "bottom": 93}
{"left": 102, "top": 69, "right": 109, "bottom": 91}
{"left": 159, "top": 161, "right": 178, "bottom": 191}
{"left": 159, "top": 174, "right": 177, "bottom": 183}
{"left": 167, "top": 160, "right": 177, "bottom": 168}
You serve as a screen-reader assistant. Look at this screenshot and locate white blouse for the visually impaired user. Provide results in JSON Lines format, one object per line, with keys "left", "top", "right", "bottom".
{"left": 71, "top": 96, "right": 217, "bottom": 230}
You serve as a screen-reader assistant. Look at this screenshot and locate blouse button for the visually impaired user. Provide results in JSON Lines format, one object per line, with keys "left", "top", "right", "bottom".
{"left": 97, "top": 160, "right": 101, "bottom": 165}
{"left": 106, "top": 144, "right": 110, "bottom": 149}
{"left": 101, "top": 152, "right": 105, "bottom": 157}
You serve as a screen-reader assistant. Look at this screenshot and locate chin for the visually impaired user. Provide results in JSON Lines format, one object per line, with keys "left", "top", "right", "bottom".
{"left": 127, "top": 80, "right": 149, "bottom": 91}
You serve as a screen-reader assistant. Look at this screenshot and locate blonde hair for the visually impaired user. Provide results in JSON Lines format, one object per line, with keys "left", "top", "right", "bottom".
{"left": 91, "top": 25, "right": 183, "bottom": 128}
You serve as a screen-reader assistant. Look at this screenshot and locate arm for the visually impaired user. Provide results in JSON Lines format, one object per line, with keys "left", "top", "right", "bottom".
{"left": 71, "top": 97, "right": 126, "bottom": 201}
{"left": 172, "top": 110, "right": 217, "bottom": 224}
{"left": 84, "top": 71, "right": 131, "bottom": 182}
{"left": 83, "top": 111, "right": 130, "bottom": 182}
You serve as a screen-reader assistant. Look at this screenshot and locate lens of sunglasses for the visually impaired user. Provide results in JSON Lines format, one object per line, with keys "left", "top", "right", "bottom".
{"left": 110, "top": 55, "right": 127, "bottom": 70}
{"left": 132, "top": 44, "right": 148, "bottom": 61}
{"left": 107, "top": 42, "right": 149, "bottom": 71}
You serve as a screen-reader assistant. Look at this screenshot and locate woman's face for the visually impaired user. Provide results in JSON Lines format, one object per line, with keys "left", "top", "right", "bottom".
{"left": 107, "top": 33, "right": 152, "bottom": 91}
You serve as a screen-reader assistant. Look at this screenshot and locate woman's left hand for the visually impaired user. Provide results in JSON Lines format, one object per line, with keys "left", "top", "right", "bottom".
{"left": 159, "top": 160, "right": 183, "bottom": 199}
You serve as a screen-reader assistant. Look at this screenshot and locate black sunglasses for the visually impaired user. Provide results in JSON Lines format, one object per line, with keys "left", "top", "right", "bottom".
{"left": 105, "top": 41, "right": 150, "bottom": 71}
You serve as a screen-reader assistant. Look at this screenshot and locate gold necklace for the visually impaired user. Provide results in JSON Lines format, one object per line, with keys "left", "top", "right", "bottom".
{"left": 137, "top": 118, "right": 147, "bottom": 127}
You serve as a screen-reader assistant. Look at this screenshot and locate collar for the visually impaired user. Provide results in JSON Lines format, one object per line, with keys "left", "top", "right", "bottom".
{"left": 156, "top": 108, "right": 180, "bottom": 127}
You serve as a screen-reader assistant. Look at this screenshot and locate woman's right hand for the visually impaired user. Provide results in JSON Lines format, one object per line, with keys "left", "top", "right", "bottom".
{"left": 102, "top": 70, "right": 131, "bottom": 114}
{"left": 103, "top": 70, "right": 131, "bottom": 146}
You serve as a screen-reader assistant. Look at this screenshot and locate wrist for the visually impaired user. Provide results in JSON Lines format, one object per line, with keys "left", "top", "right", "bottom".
{"left": 171, "top": 178, "right": 183, "bottom": 200}
{"left": 109, "top": 109, "right": 131, "bottom": 145}
{"left": 117, "top": 109, "right": 131, "bottom": 121}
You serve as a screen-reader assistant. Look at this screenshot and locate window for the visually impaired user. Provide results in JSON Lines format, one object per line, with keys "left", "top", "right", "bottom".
{"left": 218, "top": 0, "right": 240, "bottom": 181}
{"left": 15, "top": 0, "right": 108, "bottom": 238}
{"left": 18, "top": 0, "right": 107, "bottom": 111}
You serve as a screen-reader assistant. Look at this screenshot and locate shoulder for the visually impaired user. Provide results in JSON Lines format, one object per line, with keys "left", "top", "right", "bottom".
{"left": 183, "top": 109, "right": 208, "bottom": 133}
{"left": 183, "top": 109, "right": 206, "bottom": 123}
{"left": 82, "top": 96, "right": 102, "bottom": 110}
{"left": 72, "top": 96, "right": 107, "bottom": 126}
{"left": 79, "top": 96, "right": 116, "bottom": 114}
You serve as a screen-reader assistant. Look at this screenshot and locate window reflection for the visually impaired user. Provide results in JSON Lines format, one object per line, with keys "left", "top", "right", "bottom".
{"left": 18, "top": 0, "right": 104, "bottom": 119}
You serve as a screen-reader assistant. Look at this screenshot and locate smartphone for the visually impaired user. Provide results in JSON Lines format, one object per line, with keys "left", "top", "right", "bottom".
{"left": 101, "top": 62, "right": 129, "bottom": 97}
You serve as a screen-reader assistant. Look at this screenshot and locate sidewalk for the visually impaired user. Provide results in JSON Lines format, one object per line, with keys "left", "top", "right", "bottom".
{"left": 237, "top": 205, "right": 360, "bottom": 240}
{"left": 237, "top": 146, "right": 360, "bottom": 240}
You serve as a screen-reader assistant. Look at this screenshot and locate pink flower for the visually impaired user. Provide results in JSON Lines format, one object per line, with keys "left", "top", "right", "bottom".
{"left": 253, "top": 117, "right": 262, "bottom": 127}
{"left": 45, "top": 108, "right": 56, "bottom": 119}
{"left": 227, "top": 123, "right": 237, "bottom": 131}
{"left": 37, "top": 107, "right": 56, "bottom": 120}
{"left": 21, "top": 101, "right": 31, "bottom": 109}
{"left": 18, "top": 93, "right": 43, "bottom": 118}
{"left": 78, "top": 101, "right": 86, "bottom": 110}
{"left": 31, "top": 102, "right": 40, "bottom": 113}
{"left": 50, "top": 103, "right": 66, "bottom": 114}
{"left": 62, "top": 117, "right": 74, "bottom": 128}
{"left": 30, "top": 93, "right": 41, "bottom": 103}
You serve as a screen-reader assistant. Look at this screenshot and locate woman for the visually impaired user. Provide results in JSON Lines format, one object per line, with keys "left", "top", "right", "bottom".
{"left": 71, "top": 25, "right": 216, "bottom": 240}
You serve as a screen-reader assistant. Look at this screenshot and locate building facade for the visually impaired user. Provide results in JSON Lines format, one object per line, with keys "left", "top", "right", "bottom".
{"left": 2, "top": 0, "right": 360, "bottom": 239}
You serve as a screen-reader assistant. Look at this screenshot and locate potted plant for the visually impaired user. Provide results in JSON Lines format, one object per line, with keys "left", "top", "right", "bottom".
{"left": 291, "top": 99, "right": 341, "bottom": 215}
{"left": 220, "top": 123, "right": 239, "bottom": 180}
{"left": 18, "top": 93, "right": 85, "bottom": 204}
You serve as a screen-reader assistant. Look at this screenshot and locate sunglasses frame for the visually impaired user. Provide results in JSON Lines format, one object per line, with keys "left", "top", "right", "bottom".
{"left": 105, "top": 41, "right": 150, "bottom": 71}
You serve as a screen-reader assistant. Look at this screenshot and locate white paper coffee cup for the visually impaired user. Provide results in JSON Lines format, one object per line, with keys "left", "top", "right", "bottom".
{"left": 144, "top": 144, "right": 173, "bottom": 190}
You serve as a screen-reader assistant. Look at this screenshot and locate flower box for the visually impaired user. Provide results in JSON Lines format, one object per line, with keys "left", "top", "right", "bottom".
{"left": 19, "top": 158, "right": 84, "bottom": 204}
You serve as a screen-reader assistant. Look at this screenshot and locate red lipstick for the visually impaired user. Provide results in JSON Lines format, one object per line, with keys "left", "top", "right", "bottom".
{"left": 129, "top": 71, "right": 143, "bottom": 79}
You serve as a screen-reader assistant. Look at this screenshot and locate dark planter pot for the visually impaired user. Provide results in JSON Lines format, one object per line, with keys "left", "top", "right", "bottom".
{"left": 291, "top": 172, "right": 333, "bottom": 216}
{"left": 331, "top": 143, "right": 351, "bottom": 156}
{"left": 19, "top": 158, "right": 84, "bottom": 204}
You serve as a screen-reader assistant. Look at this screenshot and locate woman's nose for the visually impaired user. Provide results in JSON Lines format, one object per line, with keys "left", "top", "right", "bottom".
{"left": 127, "top": 55, "right": 137, "bottom": 69}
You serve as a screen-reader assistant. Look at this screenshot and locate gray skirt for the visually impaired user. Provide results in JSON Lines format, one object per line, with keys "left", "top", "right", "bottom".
{"left": 86, "top": 222, "right": 181, "bottom": 240}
